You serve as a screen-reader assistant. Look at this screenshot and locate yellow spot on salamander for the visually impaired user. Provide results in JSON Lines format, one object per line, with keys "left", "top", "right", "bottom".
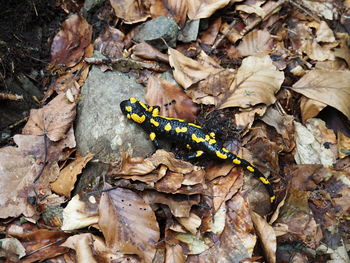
{"left": 138, "top": 101, "right": 149, "bottom": 111}
{"left": 175, "top": 127, "right": 188, "bottom": 133}
{"left": 259, "top": 177, "right": 270, "bottom": 185}
{"left": 270, "top": 195, "right": 276, "bottom": 203}
{"left": 125, "top": 106, "right": 132, "bottom": 112}
{"left": 152, "top": 108, "right": 159, "bottom": 116}
{"left": 210, "top": 132, "right": 215, "bottom": 138}
{"left": 246, "top": 166, "right": 255, "bottom": 172}
{"left": 192, "top": 134, "right": 205, "bottom": 143}
{"left": 150, "top": 118, "right": 159, "bottom": 127}
{"left": 127, "top": 114, "right": 131, "bottom": 119}
{"left": 208, "top": 139, "right": 216, "bottom": 145}
{"left": 233, "top": 159, "right": 241, "bottom": 165}
{"left": 130, "top": 97, "right": 137, "bottom": 103}
{"left": 149, "top": 132, "right": 156, "bottom": 141}
{"left": 189, "top": 123, "right": 202, "bottom": 128}
{"left": 196, "top": 151, "right": 204, "bottom": 157}
{"left": 222, "top": 148, "right": 229, "bottom": 153}
{"left": 216, "top": 151, "right": 228, "bottom": 159}
{"left": 131, "top": 113, "right": 146, "bottom": 124}
{"left": 164, "top": 123, "right": 172, "bottom": 131}
{"left": 162, "top": 116, "right": 184, "bottom": 122}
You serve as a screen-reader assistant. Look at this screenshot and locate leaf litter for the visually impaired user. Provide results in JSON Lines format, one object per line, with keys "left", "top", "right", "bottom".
{"left": 1, "top": 1, "right": 350, "bottom": 263}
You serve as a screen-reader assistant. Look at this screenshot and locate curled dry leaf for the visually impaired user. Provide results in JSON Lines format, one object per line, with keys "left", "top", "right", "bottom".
{"left": 94, "top": 26, "right": 125, "bottom": 58}
{"left": 250, "top": 211, "right": 276, "bottom": 263}
{"left": 217, "top": 55, "right": 284, "bottom": 109}
{"left": 165, "top": 244, "right": 186, "bottom": 263}
{"left": 110, "top": 0, "right": 149, "bottom": 24}
{"left": 22, "top": 93, "right": 76, "bottom": 142}
{"left": 146, "top": 76, "right": 198, "bottom": 122}
{"left": 51, "top": 152, "right": 94, "bottom": 198}
{"left": 98, "top": 185, "right": 159, "bottom": 263}
{"left": 0, "top": 238, "right": 26, "bottom": 262}
{"left": 300, "top": 97, "right": 327, "bottom": 122}
{"left": 294, "top": 119, "right": 337, "bottom": 166}
{"left": 291, "top": 69, "right": 350, "bottom": 119}
{"left": 61, "top": 194, "right": 99, "bottom": 231}
{"left": 237, "top": 30, "right": 274, "bottom": 56}
{"left": 50, "top": 14, "right": 92, "bottom": 67}
{"left": 142, "top": 191, "right": 200, "bottom": 217}
{"left": 150, "top": 0, "right": 188, "bottom": 26}
{"left": 177, "top": 212, "right": 201, "bottom": 235}
{"left": 0, "top": 135, "right": 45, "bottom": 218}
{"left": 168, "top": 48, "right": 222, "bottom": 89}
{"left": 199, "top": 17, "right": 222, "bottom": 45}
{"left": 187, "top": 0, "right": 230, "bottom": 20}
{"left": 62, "top": 233, "right": 121, "bottom": 262}
{"left": 132, "top": 42, "right": 169, "bottom": 63}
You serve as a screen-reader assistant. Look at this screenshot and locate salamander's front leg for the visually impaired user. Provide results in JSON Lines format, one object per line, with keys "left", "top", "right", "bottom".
{"left": 149, "top": 132, "right": 160, "bottom": 149}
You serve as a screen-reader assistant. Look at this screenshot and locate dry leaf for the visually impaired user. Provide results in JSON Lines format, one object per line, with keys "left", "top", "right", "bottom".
{"left": 177, "top": 212, "right": 201, "bottom": 235}
{"left": 237, "top": 30, "right": 274, "bottom": 56}
{"left": 300, "top": 96, "right": 327, "bottom": 122}
{"left": 94, "top": 26, "right": 125, "bottom": 58}
{"left": 62, "top": 233, "right": 121, "bottom": 262}
{"left": 50, "top": 14, "right": 92, "bottom": 67}
{"left": 132, "top": 42, "right": 169, "bottom": 63}
{"left": 0, "top": 238, "right": 26, "bottom": 262}
{"left": 51, "top": 153, "right": 94, "bottom": 198}
{"left": 165, "top": 244, "right": 186, "bottom": 263}
{"left": 338, "top": 132, "right": 350, "bottom": 158}
{"left": 168, "top": 48, "right": 222, "bottom": 89}
{"left": 146, "top": 76, "right": 198, "bottom": 122}
{"left": 250, "top": 211, "right": 276, "bottom": 263}
{"left": 199, "top": 17, "right": 222, "bottom": 45}
{"left": 187, "top": 0, "right": 230, "bottom": 20}
{"left": 291, "top": 69, "right": 350, "bottom": 119}
{"left": 23, "top": 93, "right": 76, "bottom": 142}
{"left": 110, "top": 0, "right": 149, "bottom": 23}
{"left": 61, "top": 194, "right": 99, "bottom": 231}
{"left": 294, "top": 120, "right": 337, "bottom": 166}
{"left": 0, "top": 136, "right": 45, "bottom": 219}
{"left": 98, "top": 185, "right": 159, "bottom": 263}
{"left": 217, "top": 55, "right": 284, "bottom": 109}
{"left": 149, "top": 0, "right": 188, "bottom": 26}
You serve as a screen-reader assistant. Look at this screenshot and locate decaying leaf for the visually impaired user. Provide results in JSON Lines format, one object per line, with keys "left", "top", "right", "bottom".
{"left": 165, "top": 244, "right": 186, "bottom": 263}
{"left": 291, "top": 69, "right": 350, "bottom": 119}
{"left": 217, "top": 55, "right": 284, "bottom": 109}
{"left": 50, "top": 14, "right": 92, "bottom": 68}
{"left": 98, "top": 185, "right": 159, "bottom": 263}
{"left": 149, "top": 0, "right": 188, "bottom": 26}
{"left": 110, "top": 0, "right": 149, "bottom": 23}
{"left": 294, "top": 119, "right": 337, "bottom": 166}
{"left": 0, "top": 238, "right": 26, "bottom": 262}
{"left": 61, "top": 194, "right": 99, "bottom": 231}
{"left": 146, "top": 76, "right": 198, "bottom": 122}
{"left": 237, "top": 30, "right": 274, "bottom": 56}
{"left": 187, "top": 0, "right": 230, "bottom": 20}
{"left": 22, "top": 93, "right": 76, "bottom": 142}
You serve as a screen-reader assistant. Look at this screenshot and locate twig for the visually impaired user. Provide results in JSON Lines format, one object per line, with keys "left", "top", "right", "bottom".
{"left": 210, "top": 20, "right": 237, "bottom": 53}
{"left": 0, "top": 92, "right": 24, "bottom": 101}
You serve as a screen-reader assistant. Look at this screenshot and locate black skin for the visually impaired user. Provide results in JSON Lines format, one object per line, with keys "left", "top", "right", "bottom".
{"left": 120, "top": 98, "right": 276, "bottom": 205}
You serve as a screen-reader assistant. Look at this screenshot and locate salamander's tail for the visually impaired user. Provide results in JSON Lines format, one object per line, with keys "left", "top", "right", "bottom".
{"left": 226, "top": 152, "right": 276, "bottom": 204}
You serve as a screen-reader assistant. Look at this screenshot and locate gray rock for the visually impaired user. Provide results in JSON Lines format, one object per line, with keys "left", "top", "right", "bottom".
{"left": 133, "top": 16, "right": 179, "bottom": 50}
{"left": 178, "top": 19, "right": 200, "bottom": 43}
{"left": 75, "top": 66, "right": 154, "bottom": 163}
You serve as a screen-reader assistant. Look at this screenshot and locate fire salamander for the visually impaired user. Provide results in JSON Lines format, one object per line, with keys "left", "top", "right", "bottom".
{"left": 120, "top": 97, "right": 276, "bottom": 204}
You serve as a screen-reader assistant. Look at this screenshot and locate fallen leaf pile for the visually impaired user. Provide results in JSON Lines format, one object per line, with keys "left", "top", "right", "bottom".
{"left": 1, "top": 1, "right": 350, "bottom": 263}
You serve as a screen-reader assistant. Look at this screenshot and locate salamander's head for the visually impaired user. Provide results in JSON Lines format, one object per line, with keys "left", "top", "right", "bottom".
{"left": 120, "top": 97, "right": 151, "bottom": 124}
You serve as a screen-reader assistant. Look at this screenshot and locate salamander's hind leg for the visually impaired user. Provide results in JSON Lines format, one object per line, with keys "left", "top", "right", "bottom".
{"left": 149, "top": 132, "right": 160, "bottom": 149}
{"left": 177, "top": 150, "right": 205, "bottom": 161}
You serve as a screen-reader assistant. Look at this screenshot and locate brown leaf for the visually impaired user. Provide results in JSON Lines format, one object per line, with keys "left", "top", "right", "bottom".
{"left": 177, "top": 212, "right": 201, "bottom": 234}
{"left": 0, "top": 238, "right": 26, "bottom": 262}
{"left": 98, "top": 185, "right": 159, "bottom": 263}
{"left": 146, "top": 76, "right": 198, "bottom": 122}
{"left": 299, "top": 97, "right": 327, "bottom": 122}
{"left": 291, "top": 69, "right": 350, "bottom": 119}
{"left": 187, "top": 0, "right": 230, "bottom": 19}
{"left": 0, "top": 136, "right": 45, "bottom": 219}
{"left": 250, "top": 211, "right": 276, "bottom": 263}
{"left": 50, "top": 153, "right": 94, "bottom": 198}
{"left": 133, "top": 42, "right": 169, "bottom": 63}
{"left": 50, "top": 14, "right": 92, "bottom": 67}
{"left": 23, "top": 93, "right": 76, "bottom": 141}
{"left": 141, "top": 191, "right": 200, "bottom": 218}
{"left": 199, "top": 17, "right": 222, "bottom": 45}
{"left": 61, "top": 194, "right": 100, "bottom": 231}
{"left": 110, "top": 0, "right": 150, "bottom": 24}
{"left": 168, "top": 48, "right": 222, "bottom": 89}
{"left": 237, "top": 30, "right": 274, "bottom": 56}
{"left": 94, "top": 26, "right": 125, "bottom": 59}
{"left": 217, "top": 55, "right": 284, "bottom": 109}
{"left": 62, "top": 233, "right": 121, "bottom": 262}
{"left": 149, "top": 0, "right": 188, "bottom": 26}
{"left": 155, "top": 171, "right": 184, "bottom": 193}
{"left": 165, "top": 244, "right": 186, "bottom": 263}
